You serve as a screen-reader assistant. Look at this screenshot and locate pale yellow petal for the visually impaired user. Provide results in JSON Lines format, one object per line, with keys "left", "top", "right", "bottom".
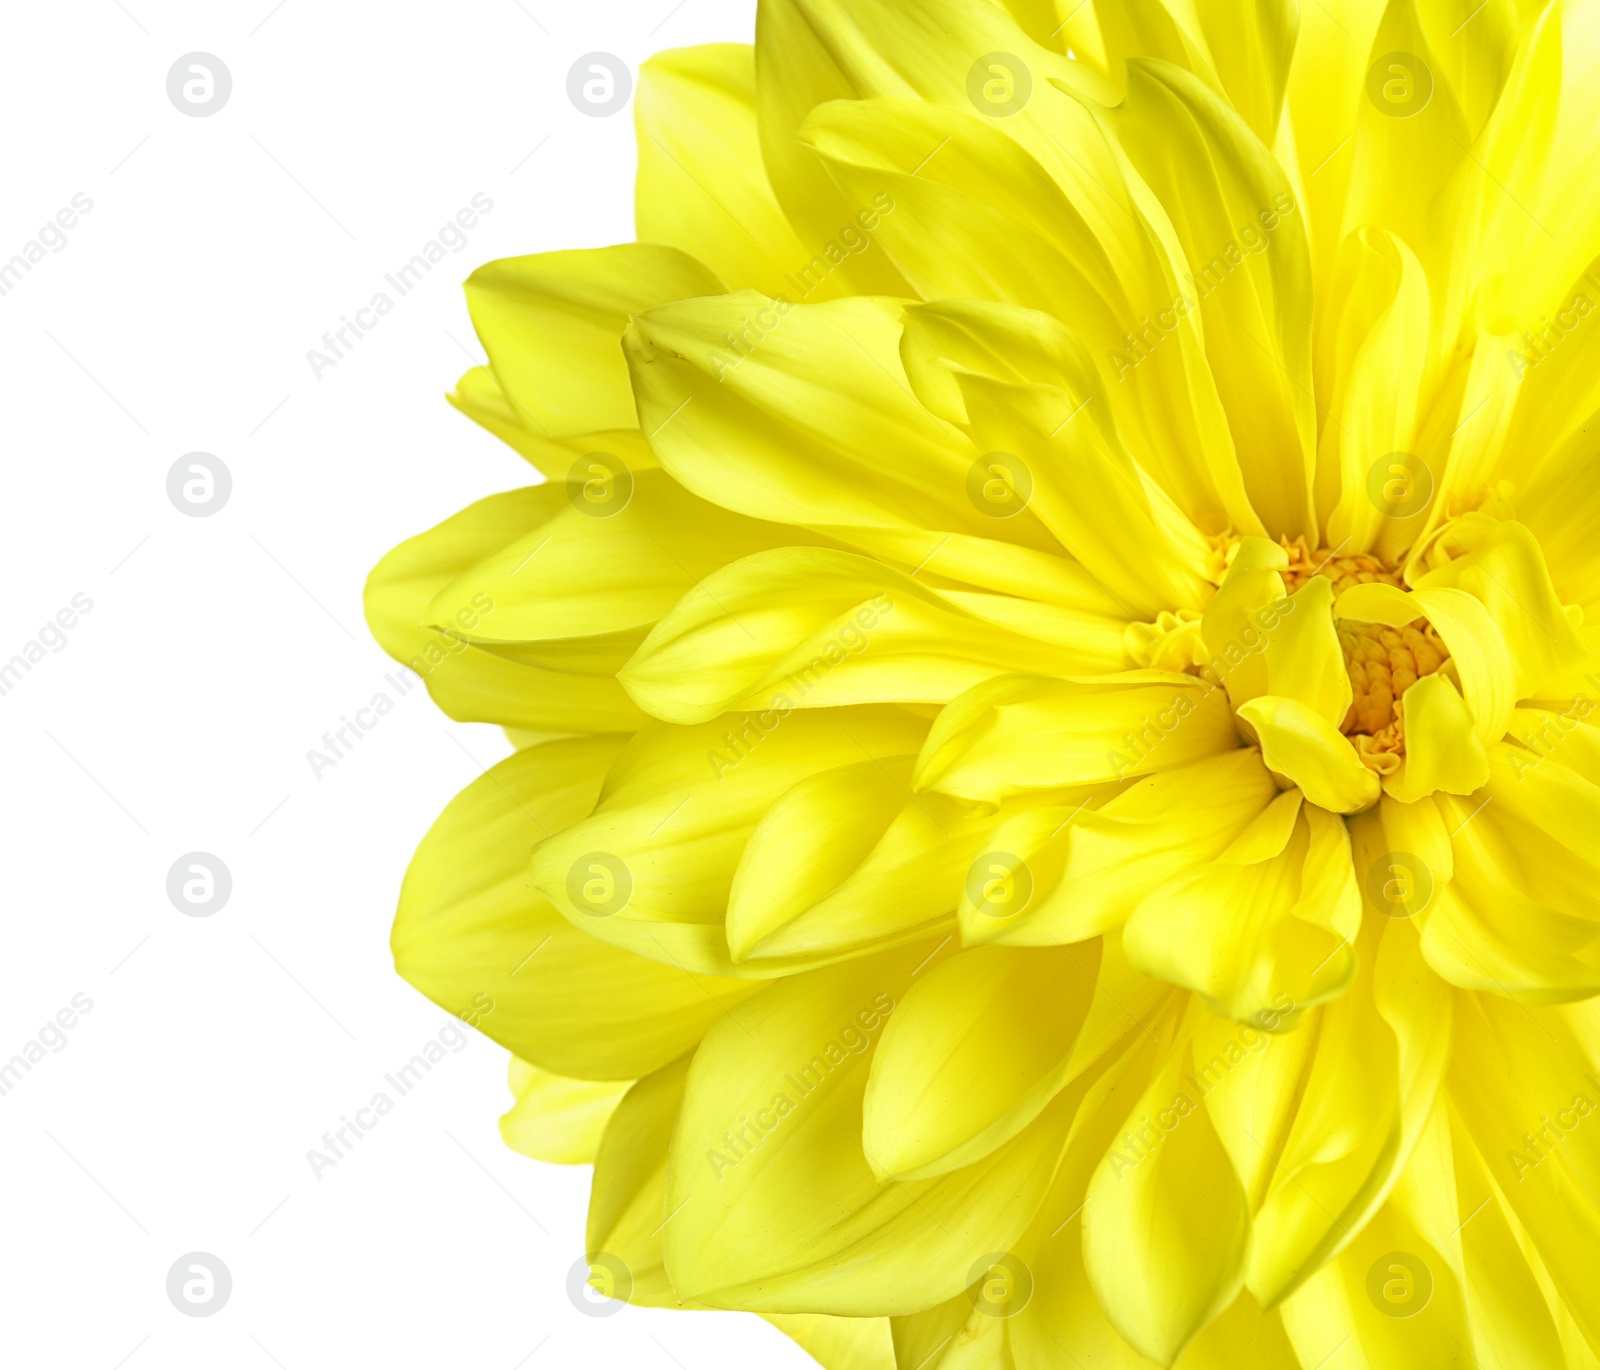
{"left": 500, "top": 1058, "right": 631, "bottom": 1165}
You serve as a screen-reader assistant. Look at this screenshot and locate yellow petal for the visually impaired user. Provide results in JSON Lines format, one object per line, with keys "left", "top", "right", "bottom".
{"left": 863, "top": 943, "right": 1104, "bottom": 1180}
{"left": 897, "top": 298, "right": 1215, "bottom": 616}
{"left": 663, "top": 942, "right": 1075, "bottom": 1314}
{"left": 1284, "top": 0, "right": 1386, "bottom": 296}
{"left": 446, "top": 366, "right": 663, "bottom": 479}
{"left": 752, "top": 0, "right": 915, "bottom": 297}
{"left": 620, "top": 547, "right": 1128, "bottom": 724}
{"left": 1097, "top": 0, "right": 1300, "bottom": 146}
{"left": 1198, "top": 534, "right": 1288, "bottom": 710}
{"left": 1083, "top": 1027, "right": 1252, "bottom": 1366}
{"left": 1124, "top": 803, "right": 1361, "bottom": 1023}
{"left": 888, "top": 1291, "right": 1014, "bottom": 1369}
{"left": 965, "top": 750, "right": 1280, "bottom": 946}
{"left": 1319, "top": 227, "right": 1432, "bottom": 554}
{"left": 1381, "top": 674, "right": 1489, "bottom": 803}
{"left": 1247, "top": 822, "right": 1453, "bottom": 1307}
{"left": 1237, "top": 694, "right": 1380, "bottom": 813}
{"left": 917, "top": 672, "right": 1239, "bottom": 804}
{"left": 765, "top": 1314, "right": 896, "bottom": 1370}
{"left": 392, "top": 737, "right": 758, "bottom": 1079}
{"left": 1446, "top": 993, "right": 1600, "bottom": 1352}
{"left": 626, "top": 294, "right": 1015, "bottom": 541}
{"left": 1421, "top": 1104, "right": 1567, "bottom": 1370}
{"left": 364, "top": 487, "right": 648, "bottom": 733}
{"left": 585, "top": 1054, "right": 690, "bottom": 1308}
{"left": 1102, "top": 59, "right": 1316, "bottom": 538}
{"left": 1411, "top": 514, "right": 1592, "bottom": 700}
{"left": 728, "top": 759, "right": 984, "bottom": 965}
{"left": 1193, "top": 1005, "right": 1319, "bottom": 1210}
{"left": 424, "top": 472, "right": 825, "bottom": 650}
{"left": 1421, "top": 748, "right": 1600, "bottom": 1001}
{"left": 1263, "top": 576, "right": 1353, "bottom": 727}
{"left": 635, "top": 45, "right": 822, "bottom": 300}
{"left": 1377, "top": 791, "right": 1454, "bottom": 890}
{"left": 529, "top": 707, "right": 931, "bottom": 977}
{"left": 727, "top": 756, "right": 914, "bottom": 961}
{"left": 467, "top": 244, "right": 722, "bottom": 440}
{"left": 1278, "top": 1195, "right": 1473, "bottom": 1370}
{"left": 499, "top": 1058, "right": 630, "bottom": 1164}
{"left": 1336, "top": 580, "right": 1516, "bottom": 744}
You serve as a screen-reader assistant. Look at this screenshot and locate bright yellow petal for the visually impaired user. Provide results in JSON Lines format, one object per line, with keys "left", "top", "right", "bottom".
{"left": 1382, "top": 673, "right": 1489, "bottom": 803}
{"left": 917, "top": 672, "right": 1239, "bottom": 804}
{"left": 392, "top": 737, "right": 757, "bottom": 1079}
{"left": 1237, "top": 694, "right": 1380, "bottom": 813}
{"left": 364, "top": 487, "right": 649, "bottom": 733}
{"left": 467, "top": 244, "right": 722, "bottom": 439}
{"left": 529, "top": 707, "right": 931, "bottom": 977}
{"left": 662, "top": 942, "right": 1075, "bottom": 1314}
{"left": 1082, "top": 1024, "right": 1252, "bottom": 1366}
{"left": 636, "top": 45, "right": 821, "bottom": 300}
{"left": 862, "top": 943, "right": 1104, "bottom": 1180}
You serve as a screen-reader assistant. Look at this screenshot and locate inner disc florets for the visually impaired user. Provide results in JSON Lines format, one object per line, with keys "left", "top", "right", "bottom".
{"left": 1279, "top": 539, "right": 1452, "bottom": 771}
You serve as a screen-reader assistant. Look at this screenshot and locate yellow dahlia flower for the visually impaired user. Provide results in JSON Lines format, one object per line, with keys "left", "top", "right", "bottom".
{"left": 368, "top": 2, "right": 1600, "bottom": 1365}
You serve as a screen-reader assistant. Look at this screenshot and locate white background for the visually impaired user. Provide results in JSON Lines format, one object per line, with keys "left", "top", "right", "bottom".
{"left": 0, "top": 2, "right": 815, "bottom": 1366}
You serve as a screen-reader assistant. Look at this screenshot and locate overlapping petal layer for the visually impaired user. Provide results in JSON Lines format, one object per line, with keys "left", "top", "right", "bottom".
{"left": 369, "top": 0, "right": 1600, "bottom": 1365}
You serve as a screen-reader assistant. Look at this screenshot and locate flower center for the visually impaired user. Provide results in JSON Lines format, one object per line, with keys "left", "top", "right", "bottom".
{"left": 1279, "top": 540, "right": 1453, "bottom": 773}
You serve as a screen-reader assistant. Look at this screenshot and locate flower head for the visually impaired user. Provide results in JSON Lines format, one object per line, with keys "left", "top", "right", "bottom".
{"left": 371, "top": 4, "right": 1600, "bottom": 1366}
